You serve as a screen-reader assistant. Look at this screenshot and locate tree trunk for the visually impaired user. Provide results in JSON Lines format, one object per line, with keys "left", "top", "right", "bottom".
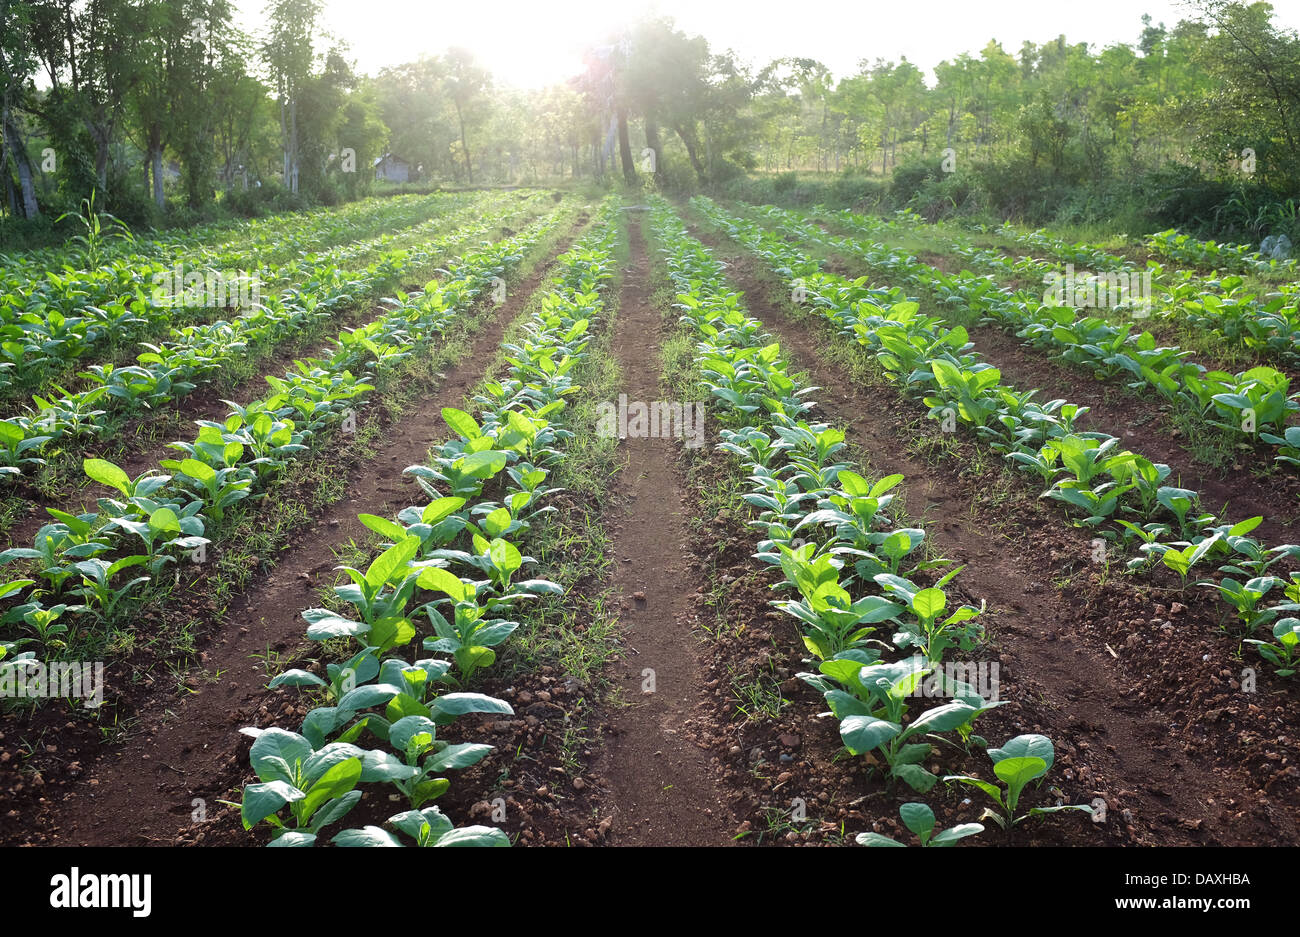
{"left": 617, "top": 107, "right": 636, "bottom": 185}
{"left": 453, "top": 99, "right": 473, "bottom": 185}
{"left": 289, "top": 97, "right": 299, "bottom": 193}
{"left": 644, "top": 116, "right": 665, "bottom": 186}
{"left": 2, "top": 106, "right": 38, "bottom": 218}
{"left": 280, "top": 96, "right": 290, "bottom": 189}
{"left": 673, "top": 123, "right": 707, "bottom": 185}
{"left": 89, "top": 120, "right": 109, "bottom": 193}
{"left": 148, "top": 122, "right": 164, "bottom": 208}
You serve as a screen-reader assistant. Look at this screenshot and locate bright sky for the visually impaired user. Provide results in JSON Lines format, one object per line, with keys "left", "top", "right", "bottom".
{"left": 234, "top": 0, "right": 1300, "bottom": 88}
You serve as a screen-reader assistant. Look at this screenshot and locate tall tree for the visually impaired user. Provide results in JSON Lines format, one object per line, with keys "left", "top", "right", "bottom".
{"left": 442, "top": 47, "right": 489, "bottom": 184}
{"left": 0, "top": 0, "right": 40, "bottom": 216}
{"left": 262, "top": 0, "right": 321, "bottom": 194}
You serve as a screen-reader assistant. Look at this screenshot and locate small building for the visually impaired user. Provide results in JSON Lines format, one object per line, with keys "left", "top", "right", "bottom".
{"left": 373, "top": 153, "right": 412, "bottom": 183}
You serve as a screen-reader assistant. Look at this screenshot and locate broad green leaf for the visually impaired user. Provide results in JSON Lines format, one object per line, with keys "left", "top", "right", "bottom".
{"left": 83, "top": 458, "right": 131, "bottom": 495}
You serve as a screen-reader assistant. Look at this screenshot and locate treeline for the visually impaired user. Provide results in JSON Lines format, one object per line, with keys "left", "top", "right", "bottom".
{"left": 1, "top": 0, "right": 1298, "bottom": 247}
{"left": 0, "top": 0, "right": 602, "bottom": 239}
{"left": 732, "top": 1, "right": 1300, "bottom": 241}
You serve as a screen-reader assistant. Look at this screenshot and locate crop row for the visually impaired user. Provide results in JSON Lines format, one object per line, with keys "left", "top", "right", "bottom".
{"left": 694, "top": 197, "right": 1300, "bottom": 679}
{"left": 0, "top": 191, "right": 513, "bottom": 395}
{"left": 821, "top": 207, "right": 1300, "bottom": 369}
{"left": 1144, "top": 229, "right": 1298, "bottom": 277}
{"left": 649, "top": 196, "right": 1093, "bottom": 841}
{"left": 0, "top": 192, "right": 453, "bottom": 281}
{"left": 745, "top": 204, "right": 1300, "bottom": 472}
{"left": 234, "top": 203, "right": 619, "bottom": 847}
{"left": 0, "top": 192, "right": 543, "bottom": 481}
{"left": 0, "top": 208, "right": 564, "bottom": 686}
{"left": 947, "top": 241, "right": 1300, "bottom": 368}
{"left": 975, "top": 216, "right": 1295, "bottom": 280}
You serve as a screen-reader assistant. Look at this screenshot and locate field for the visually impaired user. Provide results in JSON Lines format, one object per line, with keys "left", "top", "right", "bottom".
{"left": 0, "top": 187, "right": 1296, "bottom": 850}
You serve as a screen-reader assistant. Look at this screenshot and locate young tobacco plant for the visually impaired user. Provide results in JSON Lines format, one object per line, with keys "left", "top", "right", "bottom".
{"left": 801, "top": 654, "right": 1003, "bottom": 793}
{"left": 943, "top": 734, "right": 1093, "bottom": 830}
{"left": 1246, "top": 618, "right": 1300, "bottom": 676}
{"left": 332, "top": 806, "right": 509, "bottom": 847}
{"left": 855, "top": 802, "right": 983, "bottom": 847}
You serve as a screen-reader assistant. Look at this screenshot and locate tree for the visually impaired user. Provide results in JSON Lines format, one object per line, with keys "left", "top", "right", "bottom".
{"left": 262, "top": 0, "right": 322, "bottom": 194}
{"left": 442, "top": 47, "right": 489, "bottom": 184}
{"left": 0, "top": 0, "right": 40, "bottom": 216}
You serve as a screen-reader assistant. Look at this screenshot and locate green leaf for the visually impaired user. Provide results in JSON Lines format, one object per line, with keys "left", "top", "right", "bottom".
{"left": 421, "top": 497, "right": 466, "bottom": 524}
{"left": 899, "top": 802, "right": 935, "bottom": 838}
{"left": 333, "top": 826, "right": 403, "bottom": 847}
{"left": 903, "top": 702, "right": 977, "bottom": 738}
{"left": 912, "top": 587, "right": 946, "bottom": 620}
{"left": 337, "top": 683, "right": 403, "bottom": 712}
{"left": 299, "top": 757, "right": 362, "bottom": 824}
{"left": 855, "top": 831, "right": 906, "bottom": 847}
{"left": 424, "top": 742, "right": 494, "bottom": 772}
{"left": 930, "top": 823, "right": 984, "bottom": 846}
{"left": 417, "top": 566, "right": 468, "bottom": 601}
{"left": 180, "top": 458, "right": 217, "bottom": 484}
{"left": 839, "top": 715, "right": 900, "bottom": 755}
{"left": 249, "top": 729, "right": 312, "bottom": 784}
{"left": 148, "top": 507, "right": 181, "bottom": 534}
{"left": 358, "top": 514, "right": 407, "bottom": 541}
{"left": 241, "top": 781, "right": 304, "bottom": 829}
{"left": 430, "top": 693, "right": 513, "bottom": 720}
{"left": 366, "top": 536, "right": 420, "bottom": 589}
{"left": 83, "top": 458, "right": 131, "bottom": 495}
{"left": 482, "top": 508, "right": 512, "bottom": 538}
{"left": 459, "top": 450, "right": 508, "bottom": 480}
{"left": 434, "top": 826, "right": 511, "bottom": 847}
{"left": 837, "top": 470, "right": 872, "bottom": 497}
{"left": 992, "top": 755, "right": 1049, "bottom": 790}
{"left": 988, "top": 734, "right": 1055, "bottom": 772}
{"left": 441, "top": 407, "right": 481, "bottom": 440}
{"left": 892, "top": 763, "right": 938, "bottom": 793}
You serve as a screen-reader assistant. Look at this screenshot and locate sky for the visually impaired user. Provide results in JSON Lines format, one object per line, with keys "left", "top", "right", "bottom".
{"left": 233, "top": 0, "right": 1300, "bottom": 88}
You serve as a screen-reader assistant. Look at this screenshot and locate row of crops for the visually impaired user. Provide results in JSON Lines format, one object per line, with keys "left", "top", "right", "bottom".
{"left": 648, "top": 198, "right": 1090, "bottom": 840}
{"left": 764, "top": 206, "right": 1300, "bottom": 469}
{"left": 0, "top": 191, "right": 538, "bottom": 397}
{"left": 692, "top": 196, "right": 1300, "bottom": 679}
{"left": 235, "top": 203, "right": 619, "bottom": 846}
{"left": 0, "top": 193, "right": 566, "bottom": 693}
{"left": 2, "top": 188, "right": 1296, "bottom": 849}
{"left": 821, "top": 208, "right": 1300, "bottom": 365}
{"left": 0, "top": 192, "right": 547, "bottom": 481}
{"left": 0, "top": 192, "right": 463, "bottom": 277}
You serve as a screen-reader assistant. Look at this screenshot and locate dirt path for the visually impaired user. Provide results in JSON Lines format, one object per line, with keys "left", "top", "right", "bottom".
{"left": 591, "top": 214, "right": 737, "bottom": 846}
{"left": 23, "top": 236, "right": 575, "bottom": 847}
{"left": 703, "top": 242, "right": 1297, "bottom": 846}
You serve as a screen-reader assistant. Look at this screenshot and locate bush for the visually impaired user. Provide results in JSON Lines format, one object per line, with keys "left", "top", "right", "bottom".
{"left": 971, "top": 157, "right": 1071, "bottom": 221}
{"left": 773, "top": 171, "right": 799, "bottom": 194}
{"left": 0, "top": 212, "right": 61, "bottom": 253}
{"left": 889, "top": 160, "right": 940, "bottom": 205}
{"left": 714, "top": 169, "right": 888, "bottom": 211}
{"left": 1135, "top": 164, "right": 1235, "bottom": 235}
{"left": 907, "top": 172, "right": 982, "bottom": 222}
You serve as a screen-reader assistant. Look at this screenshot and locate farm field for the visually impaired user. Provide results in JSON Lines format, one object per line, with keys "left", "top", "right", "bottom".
{"left": 4, "top": 4, "right": 1300, "bottom": 894}
{"left": 1, "top": 187, "right": 1297, "bottom": 855}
